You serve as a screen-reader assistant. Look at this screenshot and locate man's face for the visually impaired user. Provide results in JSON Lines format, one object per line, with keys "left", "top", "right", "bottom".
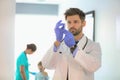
{"left": 66, "top": 15, "right": 86, "bottom": 36}
{"left": 27, "top": 49, "right": 34, "bottom": 54}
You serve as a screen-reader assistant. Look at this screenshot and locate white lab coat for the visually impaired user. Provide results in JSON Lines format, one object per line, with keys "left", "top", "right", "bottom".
{"left": 42, "top": 35, "right": 101, "bottom": 80}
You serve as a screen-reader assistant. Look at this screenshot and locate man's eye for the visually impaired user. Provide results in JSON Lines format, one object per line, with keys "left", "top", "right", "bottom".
{"left": 67, "top": 21, "right": 71, "bottom": 24}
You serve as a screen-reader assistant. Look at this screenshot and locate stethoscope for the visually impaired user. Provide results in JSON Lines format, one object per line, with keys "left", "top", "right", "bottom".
{"left": 75, "top": 36, "right": 88, "bottom": 50}
{"left": 69, "top": 36, "right": 88, "bottom": 54}
{"left": 82, "top": 37, "right": 88, "bottom": 50}
{"left": 60, "top": 36, "right": 88, "bottom": 54}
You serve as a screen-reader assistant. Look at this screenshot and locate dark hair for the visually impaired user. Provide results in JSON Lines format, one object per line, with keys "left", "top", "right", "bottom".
{"left": 64, "top": 8, "right": 85, "bottom": 21}
{"left": 27, "top": 43, "right": 37, "bottom": 52}
{"left": 38, "top": 61, "right": 42, "bottom": 66}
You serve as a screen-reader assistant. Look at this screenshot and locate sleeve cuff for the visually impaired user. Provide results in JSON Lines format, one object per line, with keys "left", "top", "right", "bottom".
{"left": 53, "top": 45, "right": 60, "bottom": 52}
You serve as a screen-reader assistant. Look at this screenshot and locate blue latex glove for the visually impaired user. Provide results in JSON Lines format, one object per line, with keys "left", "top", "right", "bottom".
{"left": 54, "top": 20, "right": 65, "bottom": 42}
{"left": 63, "top": 29, "right": 75, "bottom": 48}
{"left": 29, "top": 71, "right": 37, "bottom": 76}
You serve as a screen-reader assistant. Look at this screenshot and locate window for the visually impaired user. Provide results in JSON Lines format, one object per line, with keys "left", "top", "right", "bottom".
{"left": 84, "top": 11, "right": 95, "bottom": 41}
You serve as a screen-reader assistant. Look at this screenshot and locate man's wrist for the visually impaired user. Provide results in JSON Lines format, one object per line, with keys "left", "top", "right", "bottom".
{"left": 54, "top": 40, "right": 61, "bottom": 47}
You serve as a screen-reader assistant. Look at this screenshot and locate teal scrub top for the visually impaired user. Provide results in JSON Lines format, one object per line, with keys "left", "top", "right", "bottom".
{"left": 15, "top": 51, "right": 29, "bottom": 80}
{"left": 35, "top": 72, "right": 49, "bottom": 80}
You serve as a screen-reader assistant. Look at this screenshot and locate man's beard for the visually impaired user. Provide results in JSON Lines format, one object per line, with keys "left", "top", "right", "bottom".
{"left": 69, "top": 27, "right": 82, "bottom": 36}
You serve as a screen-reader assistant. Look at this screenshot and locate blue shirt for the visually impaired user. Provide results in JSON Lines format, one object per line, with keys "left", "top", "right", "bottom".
{"left": 35, "top": 72, "right": 49, "bottom": 80}
{"left": 15, "top": 51, "right": 29, "bottom": 80}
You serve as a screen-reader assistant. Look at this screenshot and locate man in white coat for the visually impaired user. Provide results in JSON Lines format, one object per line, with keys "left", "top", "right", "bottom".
{"left": 42, "top": 8, "right": 101, "bottom": 80}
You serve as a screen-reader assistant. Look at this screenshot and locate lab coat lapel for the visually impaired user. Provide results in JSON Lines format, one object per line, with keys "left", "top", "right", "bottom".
{"left": 77, "top": 35, "right": 87, "bottom": 50}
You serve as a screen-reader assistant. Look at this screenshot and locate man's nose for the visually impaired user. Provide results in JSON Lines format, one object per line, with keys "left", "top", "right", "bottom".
{"left": 70, "top": 23, "right": 75, "bottom": 28}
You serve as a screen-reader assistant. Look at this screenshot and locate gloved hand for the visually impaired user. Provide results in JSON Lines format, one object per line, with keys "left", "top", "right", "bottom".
{"left": 54, "top": 20, "right": 65, "bottom": 42}
{"left": 29, "top": 71, "right": 37, "bottom": 75}
{"left": 63, "top": 29, "right": 75, "bottom": 48}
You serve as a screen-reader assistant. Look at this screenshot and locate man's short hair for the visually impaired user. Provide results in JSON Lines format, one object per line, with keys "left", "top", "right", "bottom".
{"left": 64, "top": 8, "right": 85, "bottom": 21}
{"left": 27, "top": 43, "right": 37, "bottom": 52}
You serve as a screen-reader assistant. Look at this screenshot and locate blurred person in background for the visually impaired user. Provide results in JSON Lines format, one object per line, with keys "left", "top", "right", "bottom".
{"left": 15, "top": 43, "right": 37, "bottom": 80}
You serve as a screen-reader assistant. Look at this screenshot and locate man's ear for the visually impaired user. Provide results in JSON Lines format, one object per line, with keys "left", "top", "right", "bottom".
{"left": 82, "top": 21, "right": 86, "bottom": 27}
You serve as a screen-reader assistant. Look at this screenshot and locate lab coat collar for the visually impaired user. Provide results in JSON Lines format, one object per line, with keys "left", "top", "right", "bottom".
{"left": 77, "top": 35, "right": 87, "bottom": 50}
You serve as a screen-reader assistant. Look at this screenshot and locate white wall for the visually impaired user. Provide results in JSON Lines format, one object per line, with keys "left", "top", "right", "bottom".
{"left": 59, "top": 0, "right": 120, "bottom": 80}
{"left": 0, "top": 0, "right": 15, "bottom": 80}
